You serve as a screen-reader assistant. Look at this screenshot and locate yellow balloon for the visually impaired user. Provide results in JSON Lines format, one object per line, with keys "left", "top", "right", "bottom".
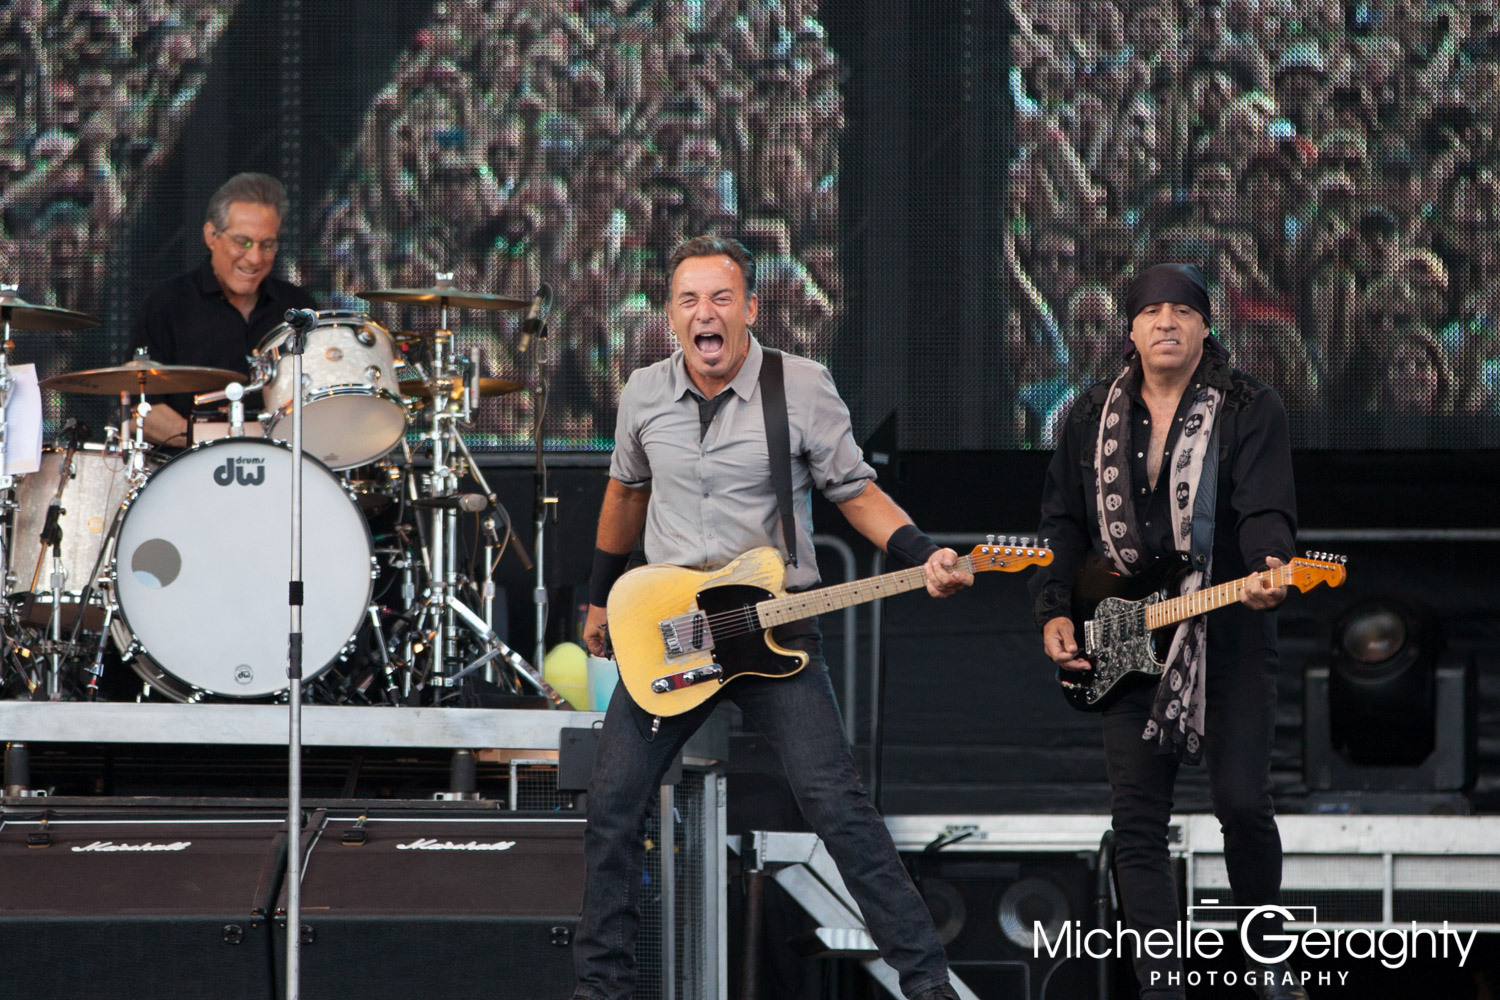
{"left": 543, "top": 641, "right": 590, "bottom": 710}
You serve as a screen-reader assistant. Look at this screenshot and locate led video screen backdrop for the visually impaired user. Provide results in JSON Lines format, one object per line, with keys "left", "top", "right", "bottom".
{"left": 3, "top": 1, "right": 1495, "bottom": 452}
{"left": 1003, "top": 0, "right": 1499, "bottom": 449}
{"left": 1, "top": 0, "right": 843, "bottom": 451}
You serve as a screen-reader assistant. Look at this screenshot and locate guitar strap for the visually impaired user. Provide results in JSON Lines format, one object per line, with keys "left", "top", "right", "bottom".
{"left": 759, "top": 347, "right": 798, "bottom": 568}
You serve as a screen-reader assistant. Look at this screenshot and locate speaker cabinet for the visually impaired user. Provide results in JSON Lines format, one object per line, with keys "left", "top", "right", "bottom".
{"left": 909, "top": 852, "right": 1104, "bottom": 1000}
{"left": 277, "top": 810, "right": 585, "bottom": 1000}
{"left": 0, "top": 807, "right": 285, "bottom": 1000}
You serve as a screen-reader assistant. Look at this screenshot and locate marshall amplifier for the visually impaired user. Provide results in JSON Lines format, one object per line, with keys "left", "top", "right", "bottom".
{"left": 275, "top": 809, "right": 586, "bottom": 1000}
{"left": 0, "top": 806, "right": 285, "bottom": 1000}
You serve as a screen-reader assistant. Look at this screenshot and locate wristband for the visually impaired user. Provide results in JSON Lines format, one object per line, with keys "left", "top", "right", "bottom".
{"left": 590, "top": 548, "right": 632, "bottom": 608}
{"left": 886, "top": 524, "right": 940, "bottom": 568}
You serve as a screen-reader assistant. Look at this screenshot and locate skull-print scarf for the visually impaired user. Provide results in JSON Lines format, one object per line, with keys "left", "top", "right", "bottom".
{"left": 1093, "top": 363, "right": 1222, "bottom": 764}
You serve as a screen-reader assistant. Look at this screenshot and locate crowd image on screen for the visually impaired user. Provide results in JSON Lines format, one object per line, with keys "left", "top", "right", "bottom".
{"left": 0, "top": 0, "right": 233, "bottom": 310}
{"left": 307, "top": 0, "right": 846, "bottom": 449}
{"left": 1007, "top": 0, "right": 1500, "bottom": 446}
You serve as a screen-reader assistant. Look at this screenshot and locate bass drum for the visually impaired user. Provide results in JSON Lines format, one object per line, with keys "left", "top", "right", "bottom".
{"left": 111, "top": 438, "right": 374, "bottom": 699}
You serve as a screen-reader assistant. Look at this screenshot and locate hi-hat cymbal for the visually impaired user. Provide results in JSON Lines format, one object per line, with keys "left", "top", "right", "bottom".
{"left": 0, "top": 290, "right": 101, "bottom": 332}
{"left": 398, "top": 376, "right": 524, "bottom": 399}
{"left": 41, "top": 358, "right": 248, "bottom": 395}
{"left": 357, "top": 285, "right": 529, "bottom": 311}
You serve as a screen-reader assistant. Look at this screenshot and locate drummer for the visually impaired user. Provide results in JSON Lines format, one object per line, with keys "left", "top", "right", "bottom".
{"left": 130, "top": 172, "right": 317, "bottom": 445}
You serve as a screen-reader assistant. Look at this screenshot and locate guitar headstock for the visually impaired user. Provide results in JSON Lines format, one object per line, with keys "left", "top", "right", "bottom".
{"left": 968, "top": 535, "right": 1055, "bottom": 573}
{"left": 1286, "top": 552, "right": 1348, "bottom": 593}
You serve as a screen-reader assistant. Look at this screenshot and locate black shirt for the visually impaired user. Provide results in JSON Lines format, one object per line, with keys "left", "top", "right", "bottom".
{"left": 1029, "top": 352, "right": 1297, "bottom": 642}
{"left": 129, "top": 258, "right": 317, "bottom": 420}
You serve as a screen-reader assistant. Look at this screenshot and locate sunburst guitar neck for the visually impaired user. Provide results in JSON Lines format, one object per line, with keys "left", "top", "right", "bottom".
{"left": 609, "top": 538, "right": 1053, "bottom": 717}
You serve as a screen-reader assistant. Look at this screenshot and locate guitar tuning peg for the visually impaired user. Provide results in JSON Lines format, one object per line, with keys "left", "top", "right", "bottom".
{"left": 1008, "top": 535, "right": 1019, "bottom": 546}
{"left": 1020, "top": 536, "right": 1031, "bottom": 547}
{"left": 987, "top": 534, "right": 995, "bottom": 546}
{"left": 1043, "top": 537, "right": 1050, "bottom": 549}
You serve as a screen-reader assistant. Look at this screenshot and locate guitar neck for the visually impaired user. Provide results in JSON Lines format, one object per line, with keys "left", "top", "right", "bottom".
{"left": 1145, "top": 563, "right": 1296, "bottom": 630}
{"left": 756, "top": 555, "right": 976, "bottom": 628}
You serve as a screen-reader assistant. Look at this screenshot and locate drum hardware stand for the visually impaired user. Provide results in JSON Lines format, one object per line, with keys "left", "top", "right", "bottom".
{"left": 278, "top": 307, "right": 316, "bottom": 1000}
{"left": 0, "top": 291, "right": 20, "bottom": 627}
{"left": 35, "top": 423, "right": 83, "bottom": 700}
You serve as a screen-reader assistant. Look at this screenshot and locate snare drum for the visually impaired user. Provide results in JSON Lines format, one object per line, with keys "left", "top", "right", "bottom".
{"left": 255, "top": 310, "right": 407, "bottom": 470}
{"left": 110, "top": 438, "right": 374, "bottom": 699}
{"left": 9, "top": 445, "right": 133, "bottom": 628}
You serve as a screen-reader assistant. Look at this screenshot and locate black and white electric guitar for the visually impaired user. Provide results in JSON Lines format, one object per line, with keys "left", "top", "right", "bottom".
{"left": 1058, "top": 552, "right": 1347, "bottom": 711}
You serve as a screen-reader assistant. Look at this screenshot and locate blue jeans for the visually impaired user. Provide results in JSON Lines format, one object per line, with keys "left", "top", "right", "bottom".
{"left": 1102, "top": 630, "right": 1285, "bottom": 999}
{"left": 572, "top": 628, "right": 951, "bottom": 1000}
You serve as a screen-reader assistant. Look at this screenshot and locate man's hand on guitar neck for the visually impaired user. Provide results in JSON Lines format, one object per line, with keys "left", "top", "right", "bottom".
{"left": 1240, "top": 555, "right": 1288, "bottom": 610}
{"left": 584, "top": 604, "right": 610, "bottom": 657}
{"left": 1044, "top": 616, "right": 1092, "bottom": 672}
{"left": 923, "top": 548, "right": 974, "bottom": 598}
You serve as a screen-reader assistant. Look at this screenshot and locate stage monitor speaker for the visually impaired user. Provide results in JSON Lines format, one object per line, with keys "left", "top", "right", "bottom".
{"left": 907, "top": 851, "right": 1106, "bottom": 1000}
{"left": 276, "top": 809, "right": 586, "bottom": 1000}
{"left": 0, "top": 806, "right": 285, "bottom": 1000}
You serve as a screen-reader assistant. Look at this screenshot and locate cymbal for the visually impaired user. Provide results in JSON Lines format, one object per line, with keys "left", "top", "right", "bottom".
{"left": 398, "top": 376, "right": 524, "bottom": 399}
{"left": 41, "top": 358, "right": 248, "bottom": 395}
{"left": 0, "top": 290, "right": 101, "bottom": 332}
{"left": 357, "top": 285, "right": 529, "bottom": 311}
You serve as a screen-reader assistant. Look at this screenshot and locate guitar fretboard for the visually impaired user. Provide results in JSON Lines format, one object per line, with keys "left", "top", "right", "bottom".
{"left": 1144, "top": 563, "right": 1295, "bottom": 630}
{"left": 756, "top": 556, "right": 977, "bottom": 627}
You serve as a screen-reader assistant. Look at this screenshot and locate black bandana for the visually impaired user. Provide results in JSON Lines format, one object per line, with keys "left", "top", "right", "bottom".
{"left": 1124, "top": 263, "right": 1212, "bottom": 326}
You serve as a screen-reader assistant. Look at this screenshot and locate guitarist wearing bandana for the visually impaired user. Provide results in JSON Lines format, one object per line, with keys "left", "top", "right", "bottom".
{"left": 1030, "top": 264, "right": 1307, "bottom": 1000}
{"left": 569, "top": 236, "right": 973, "bottom": 1000}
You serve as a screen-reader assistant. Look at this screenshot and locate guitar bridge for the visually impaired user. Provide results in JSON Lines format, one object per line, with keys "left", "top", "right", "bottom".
{"left": 659, "top": 611, "right": 714, "bottom": 655}
{"left": 651, "top": 664, "right": 724, "bottom": 693}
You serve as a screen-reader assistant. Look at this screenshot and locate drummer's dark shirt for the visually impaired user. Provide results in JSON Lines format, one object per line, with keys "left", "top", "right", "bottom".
{"left": 129, "top": 257, "right": 317, "bottom": 423}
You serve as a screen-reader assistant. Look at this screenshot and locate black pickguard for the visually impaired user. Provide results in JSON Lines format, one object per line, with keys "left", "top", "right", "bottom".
{"left": 1058, "top": 553, "right": 1192, "bottom": 712}
{"left": 697, "top": 584, "right": 806, "bottom": 681}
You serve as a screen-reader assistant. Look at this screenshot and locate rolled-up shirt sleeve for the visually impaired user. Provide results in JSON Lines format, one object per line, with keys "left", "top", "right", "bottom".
{"left": 607, "top": 372, "right": 653, "bottom": 489}
{"left": 797, "top": 365, "right": 876, "bottom": 504}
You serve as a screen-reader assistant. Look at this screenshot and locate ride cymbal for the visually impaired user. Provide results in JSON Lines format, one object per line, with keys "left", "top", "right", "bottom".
{"left": 398, "top": 376, "right": 524, "bottom": 398}
{"left": 41, "top": 358, "right": 248, "bottom": 395}
{"left": 0, "top": 290, "right": 101, "bottom": 332}
{"left": 357, "top": 285, "right": 529, "bottom": 311}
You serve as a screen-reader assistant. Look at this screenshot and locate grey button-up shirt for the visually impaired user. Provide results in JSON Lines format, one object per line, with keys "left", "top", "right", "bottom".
{"left": 609, "top": 337, "right": 875, "bottom": 591}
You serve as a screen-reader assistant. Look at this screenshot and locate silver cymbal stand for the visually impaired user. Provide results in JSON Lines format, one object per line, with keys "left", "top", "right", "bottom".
{"left": 405, "top": 283, "right": 555, "bottom": 703}
{"left": 0, "top": 293, "right": 19, "bottom": 625}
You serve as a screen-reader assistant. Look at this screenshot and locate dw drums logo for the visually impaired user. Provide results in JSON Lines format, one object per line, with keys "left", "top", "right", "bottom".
{"left": 214, "top": 456, "right": 266, "bottom": 486}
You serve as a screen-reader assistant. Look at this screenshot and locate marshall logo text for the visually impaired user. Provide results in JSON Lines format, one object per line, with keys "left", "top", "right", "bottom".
{"left": 395, "top": 838, "right": 517, "bottom": 852}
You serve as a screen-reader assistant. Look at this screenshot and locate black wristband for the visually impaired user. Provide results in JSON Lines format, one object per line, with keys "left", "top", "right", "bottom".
{"left": 886, "top": 524, "right": 940, "bottom": 569}
{"left": 590, "top": 548, "right": 633, "bottom": 608}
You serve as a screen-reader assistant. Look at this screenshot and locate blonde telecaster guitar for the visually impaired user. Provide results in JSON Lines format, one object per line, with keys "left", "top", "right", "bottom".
{"left": 609, "top": 537, "right": 1054, "bottom": 716}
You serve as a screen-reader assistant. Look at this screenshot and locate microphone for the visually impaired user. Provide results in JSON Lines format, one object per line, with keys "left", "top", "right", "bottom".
{"left": 411, "top": 493, "right": 490, "bottom": 513}
{"left": 284, "top": 308, "right": 319, "bottom": 330}
{"left": 516, "top": 283, "right": 551, "bottom": 353}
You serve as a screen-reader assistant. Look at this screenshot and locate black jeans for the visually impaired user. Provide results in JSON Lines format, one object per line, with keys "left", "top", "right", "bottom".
{"left": 572, "top": 629, "right": 950, "bottom": 1000}
{"left": 1102, "top": 638, "right": 1285, "bottom": 999}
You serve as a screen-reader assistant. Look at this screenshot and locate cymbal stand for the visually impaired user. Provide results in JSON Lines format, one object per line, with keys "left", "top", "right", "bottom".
{"left": 37, "top": 426, "right": 82, "bottom": 699}
{"left": 0, "top": 294, "right": 19, "bottom": 625}
{"left": 402, "top": 290, "right": 552, "bottom": 703}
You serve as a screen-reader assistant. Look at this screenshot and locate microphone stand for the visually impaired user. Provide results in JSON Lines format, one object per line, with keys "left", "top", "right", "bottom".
{"left": 279, "top": 308, "right": 313, "bottom": 1000}
{"left": 528, "top": 295, "right": 555, "bottom": 675}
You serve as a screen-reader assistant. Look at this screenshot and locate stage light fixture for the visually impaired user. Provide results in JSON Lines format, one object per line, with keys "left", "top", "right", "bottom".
{"left": 1328, "top": 597, "right": 1436, "bottom": 767}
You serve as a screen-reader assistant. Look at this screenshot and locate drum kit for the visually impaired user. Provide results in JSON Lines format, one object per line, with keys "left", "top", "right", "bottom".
{"left": 0, "top": 276, "right": 561, "bottom": 707}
